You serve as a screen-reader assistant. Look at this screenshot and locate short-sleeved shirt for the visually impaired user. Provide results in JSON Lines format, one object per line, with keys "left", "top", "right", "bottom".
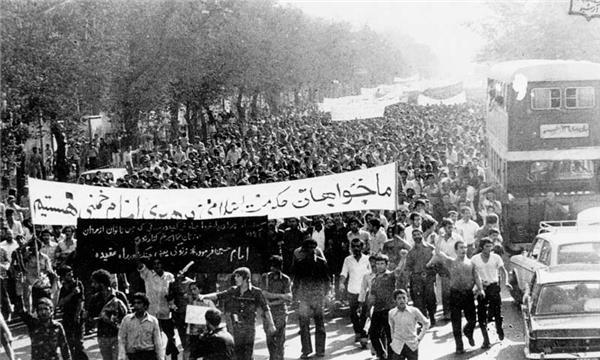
{"left": 262, "top": 271, "right": 291, "bottom": 317}
{"left": 471, "top": 253, "right": 504, "bottom": 285}
{"left": 340, "top": 254, "right": 371, "bottom": 294}
{"left": 216, "top": 286, "right": 270, "bottom": 326}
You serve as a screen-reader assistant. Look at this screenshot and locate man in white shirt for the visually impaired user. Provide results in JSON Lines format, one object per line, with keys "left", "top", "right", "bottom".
{"left": 137, "top": 258, "right": 177, "bottom": 360}
{"left": 455, "top": 207, "right": 479, "bottom": 258}
{"left": 368, "top": 219, "right": 387, "bottom": 255}
{"left": 388, "top": 289, "right": 430, "bottom": 360}
{"left": 339, "top": 239, "right": 371, "bottom": 344}
{"left": 471, "top": 238, "right": 512, "bottom": 347}
{"left": 435, "top": 218, "right": 463, "bottom": 321}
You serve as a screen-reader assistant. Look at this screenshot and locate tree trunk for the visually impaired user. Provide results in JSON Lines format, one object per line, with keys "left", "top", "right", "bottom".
{"left": 250, "top": 89, "right": 260, "bottom": 120}
{"left": 185, "top": 102, "right": 195, "bottom": 140}
{"left": 236, "top": 87, "right": 245, "bottom": 123}
{"left": 50, "top": 122, "right": 69, "bottom": 182}
{"left": 266, "top": 89, "right": 280, "bottom": 115}
{"left": 169, "top": 100, "right": 180, "bottom": 143}
{"left": 204, "top": 106, "right": 215, "bottom": 143}
{"left": 294, "top": 88, "right": 301, "bottom": 106}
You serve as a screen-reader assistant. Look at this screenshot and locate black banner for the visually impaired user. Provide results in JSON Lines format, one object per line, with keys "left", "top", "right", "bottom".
{"left": 75, "top": 217, "right": 269, "bottom": 277}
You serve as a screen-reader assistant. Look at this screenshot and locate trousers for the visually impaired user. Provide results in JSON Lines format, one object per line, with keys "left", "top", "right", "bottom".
{"left": 348, "top": 293, "right": 368, "bottom": 337}
{"left": 266, "top": 314, "right": 287, "bottom": 360}
{"left": 449, "top": 289, "right": 477, "bottom": 351}
{"left": 369, "top": 310, "right": 391, "bottom": 359}
{"left": 232, "top": 323, "right": 256, "bottom": 360}
{"left": 477, "top": 283, "right": 502, "bottom": 335}
{"left": 390, "top": 344, "right": 418, "bottom": 360}
{"left": 298, "top": 299, "right": 326, "bottom": 355}
{"left": 409, "top": 275, "right": 436, "bottom": 322}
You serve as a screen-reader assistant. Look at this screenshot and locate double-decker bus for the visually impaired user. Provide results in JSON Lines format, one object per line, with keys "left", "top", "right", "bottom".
{"left": 486, "top": 60, "right": 600, "bottom": 248}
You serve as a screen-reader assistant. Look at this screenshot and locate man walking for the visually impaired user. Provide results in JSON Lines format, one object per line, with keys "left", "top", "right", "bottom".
{"left": 138, "top": 258, "right": 177, "bottom": 360}
{"left": 339, "top": 238, "right": 371, "bottom": 345}
{"left": 366, "top": 254, "right": 398, "bottom": 360}
{"left": 57, "top": 266, "right": 88, "bottom": 360}
{"left": 21, "top": 297, "right": 71, "bottom": 360}
{"left": 388, "top": 289, "right": 430, "bottom": 360}
{"left": 291, "top": 238, "right": 330, "bottom": 359}
{"left": 404, "top": 229, "right": 436, "bottom": 326}
{"left": 261, "top": 255, "right": 292, "bottom": 360}
{"left": 199, "top": 267, "right": 276, "bottom": 360}
{"left": 89, "top": 269, "right": 129, "bottom": 360}
{"left": 118, "top": 293, "right": 163, "bottom": 360}
{"left": 471, "top": 238, "right": 512, "bottom": 346}
{"left": 427, "top": 241, "right": 486, "bottom": 354}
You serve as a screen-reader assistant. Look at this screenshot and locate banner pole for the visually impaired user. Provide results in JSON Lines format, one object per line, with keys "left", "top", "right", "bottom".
{"left": 394, "top": 161, "right": 399, "bottom": 214}
{"left": 27, "top": 177, "right": 40, "bottom": 277}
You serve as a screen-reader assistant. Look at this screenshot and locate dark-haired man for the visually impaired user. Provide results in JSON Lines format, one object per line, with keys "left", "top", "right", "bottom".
{"left": 262, "top": 255, "right": 292, "bottom": 360}
{"left": 404, "top": 229, "right": 436, "bottom": 326}
{"left": 22, "top": 297, "right": 71, "bottom": 360}
{"left": 471, "top": 238, "right": 512, "bottom": 346}
{"left": 118, "top": 293, "right": 163, "bottom": 360}
{"left": 291, "top": 238, "right": 330, "bottom": 359}
{"left": 89, "top": 269, "right": 128, "bottom": 360}
{"left": 200, "top": 267, "right": 276, "bottom": 360}
{"left": 388, "top": 289, "right": 430, "bottom": 360}
{"left": 193, "top": 308, "right": 235, "bottom": 360}
{"left": 427, "top": 241, "right": 486, "bottom": 354}
{"left": 340, "top": 238, "right": 371, "bottom": 345}
{"left": 57, "top": 266, "right": 87, "bottom": 360}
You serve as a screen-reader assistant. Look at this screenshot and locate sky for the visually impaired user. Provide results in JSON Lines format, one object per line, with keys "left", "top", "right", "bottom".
{"left": 280, "top": 0, "right": 494, "bottom": 76}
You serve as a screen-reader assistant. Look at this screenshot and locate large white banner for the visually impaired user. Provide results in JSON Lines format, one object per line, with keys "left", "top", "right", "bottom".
{"left": 29, "top": 163, "right": 397, "bottom": 225}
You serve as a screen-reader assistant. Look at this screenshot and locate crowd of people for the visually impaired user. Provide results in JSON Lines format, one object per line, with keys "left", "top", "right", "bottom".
{"left": 0, "top": 101, "right": 512, "bottom": 360}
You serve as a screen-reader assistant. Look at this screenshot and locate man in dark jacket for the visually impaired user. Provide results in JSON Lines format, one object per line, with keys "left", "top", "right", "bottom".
{"left": 193, "top": 308, "right": 235, "bottom": 360}
{"left": 291, "top": 238, "right": 330, "bottom": 359}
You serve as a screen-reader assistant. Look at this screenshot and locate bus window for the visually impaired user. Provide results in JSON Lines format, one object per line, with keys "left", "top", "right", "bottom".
{"left": 531, "top": 88, "right": 561, "bottom": 109}
{"left": 529, "top": 160, "right": 594, "bottom": 181}
{"left": 565, "top": 87, "right": 595, "bottom": 109}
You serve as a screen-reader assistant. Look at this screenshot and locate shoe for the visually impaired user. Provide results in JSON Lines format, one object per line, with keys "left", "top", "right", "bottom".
{"left": 354, "top": 334, "right": 361, "bottom": 342}
{"left": 498, "top": 328, "right": 504, "bottom": 341}
{"left": 301, "top": 354, "right": 311, "bottom": 359}
{"left": 467, "top": 334, "right": 475, "bottom": 347}
{"left": 360, "top": 337, "right": 369, "bottom": 349}
{"left": 315, "top": 353, "right": 325, "bottom": 357}
{"left": 481, "top": 342, "right": 491, "bottom": 349}
{"left": 455, "top": 349, "right": 465, "bottom": 354}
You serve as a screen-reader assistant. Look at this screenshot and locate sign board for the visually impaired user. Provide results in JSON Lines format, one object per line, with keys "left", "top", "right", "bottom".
{"left": 29, "top": 163, "right": 396, "bottom": 225}
{"left": 540, "top": 123, "right": 589, "bottom": 139}
{"left": 75, "top": 217, "right": 269, "bottom": 277}
{"left": 569, "top": 0, "right": 600, "bottom": 21}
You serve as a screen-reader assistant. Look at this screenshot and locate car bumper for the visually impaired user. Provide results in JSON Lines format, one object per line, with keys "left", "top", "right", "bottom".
{"left": 524, "top": 348, "right": 600, "bottom": 359}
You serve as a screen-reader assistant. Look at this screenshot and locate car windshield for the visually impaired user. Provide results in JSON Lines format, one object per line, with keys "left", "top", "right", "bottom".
{"left": 535, "top": 281, "right": 600, "bottom": 315}
{"left": 557, "top": 242, "right": 600, "bottom": 264}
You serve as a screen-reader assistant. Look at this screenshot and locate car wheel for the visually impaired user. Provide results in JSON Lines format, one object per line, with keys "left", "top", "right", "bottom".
{"left": 509, "top": 271, "right": 523, "bottom": 305}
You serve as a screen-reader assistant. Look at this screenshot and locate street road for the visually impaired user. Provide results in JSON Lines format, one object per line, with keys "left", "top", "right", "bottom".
{"left": 9, "top": 290, "right": 526, "bottom": 360}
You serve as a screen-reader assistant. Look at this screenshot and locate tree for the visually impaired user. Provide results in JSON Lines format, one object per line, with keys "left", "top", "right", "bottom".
{"left": 472, "top": 1, "right": 600, "bottom": 62}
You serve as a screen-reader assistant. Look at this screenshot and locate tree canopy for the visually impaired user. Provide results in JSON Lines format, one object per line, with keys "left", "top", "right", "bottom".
{"left": 1, "top": 0, "right": 429, "bottom": 140}
{"left": 472, "top": 1, "right": 600, "bottom": 63}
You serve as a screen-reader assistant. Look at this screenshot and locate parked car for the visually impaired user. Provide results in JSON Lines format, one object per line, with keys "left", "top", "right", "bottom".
{"left": 509, "top": 222, "right": 600, "bottom": 303}
{"left": 78, "top": 168, "right": 128, "bottom": 184}
{"left": 522, "top": 264, "right": 600, "bottom": 359}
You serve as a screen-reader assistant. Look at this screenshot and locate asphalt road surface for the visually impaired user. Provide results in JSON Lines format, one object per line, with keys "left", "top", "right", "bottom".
{"left": 9, "top": 290, "right": 526, "bottom": 360}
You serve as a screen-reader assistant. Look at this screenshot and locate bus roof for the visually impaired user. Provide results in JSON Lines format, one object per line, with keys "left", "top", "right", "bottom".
{"left": 488, "top": 60, "right": 600, "bottom": 83}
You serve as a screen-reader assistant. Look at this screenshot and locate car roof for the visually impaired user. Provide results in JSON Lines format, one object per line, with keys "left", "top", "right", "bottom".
{"left": 536, "top": 264, "right": 600, "bottom": 285}
{"left": 536, "top": 229, "right": 600, "bottom": 245}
